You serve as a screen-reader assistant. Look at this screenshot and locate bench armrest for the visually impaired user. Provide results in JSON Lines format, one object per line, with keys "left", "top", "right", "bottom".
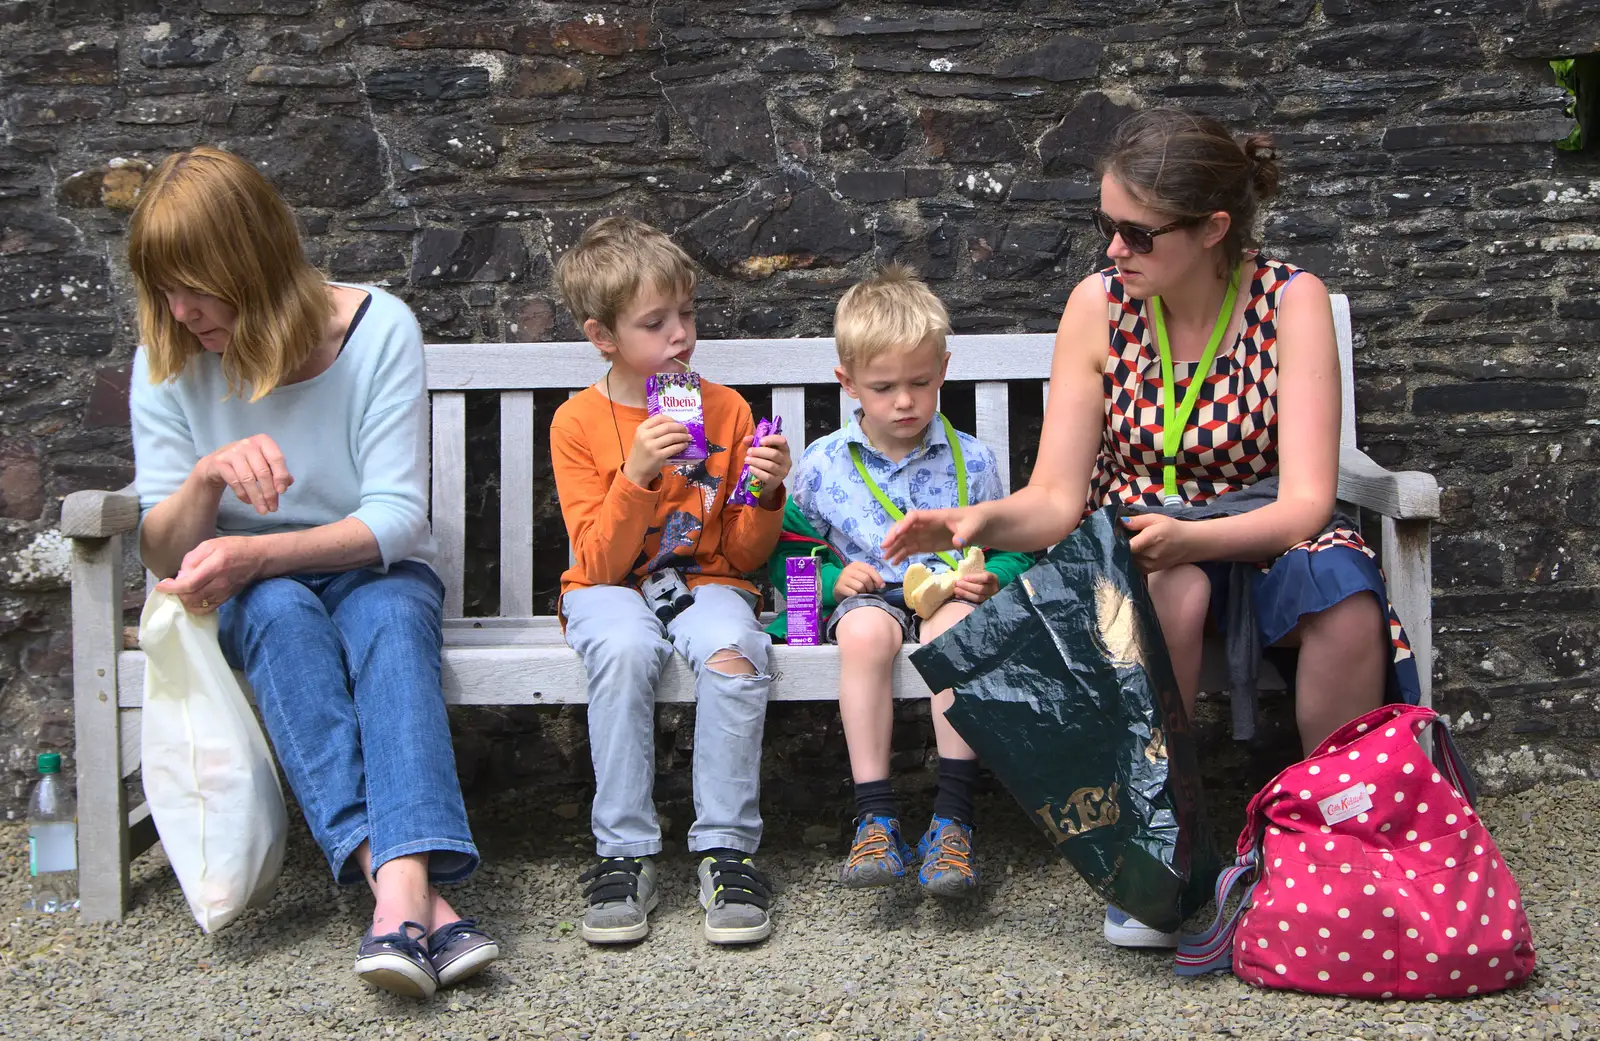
{"left": 1337, "top": 446, "right": 1440, "bottom": 521}
{"left": 60, "top": 485, "right": 141, "bottom": 538}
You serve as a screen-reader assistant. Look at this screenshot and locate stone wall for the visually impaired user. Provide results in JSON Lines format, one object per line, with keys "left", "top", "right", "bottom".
{"left": 2, "top": 0, "right": 1598, "bottom": 815}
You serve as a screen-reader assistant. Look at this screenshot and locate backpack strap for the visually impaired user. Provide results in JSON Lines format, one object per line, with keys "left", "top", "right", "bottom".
{"left": 1429, "top": 716, "right": 1480, "bottom": 808}
{"left": 1174, "top": 853, "right": 1260, "bottom": 977}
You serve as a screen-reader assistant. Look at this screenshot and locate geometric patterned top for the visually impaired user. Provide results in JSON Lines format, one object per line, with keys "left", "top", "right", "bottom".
{"left": 1085, "top": 253, "right": 1415, "bottom": 675}
{"left": 1089, "top": 254, "right": 1298, "bottom": 509}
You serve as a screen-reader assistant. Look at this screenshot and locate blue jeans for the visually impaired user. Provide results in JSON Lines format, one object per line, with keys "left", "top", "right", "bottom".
{"left": 562, "top": 583, "right": 772, "bottom": 857}
{"left": 218, "top": 561, "right": 477, "bottom": 886}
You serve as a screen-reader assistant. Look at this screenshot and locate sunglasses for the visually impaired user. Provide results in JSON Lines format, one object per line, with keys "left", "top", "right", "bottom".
{"left": 1093, "top": 210, "right": 1204, "bottom": 255}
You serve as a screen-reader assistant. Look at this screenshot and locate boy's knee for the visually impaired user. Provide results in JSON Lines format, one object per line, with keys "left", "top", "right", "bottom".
{"left": 583, "top": 625, "right": 670, "bottom": 674}
{"left": 705, "top": 627, "right": 770, "bottom": 676}
{"left": 706, "top": 648, "right": 758, "bottom": 676}
{"left": 834, "top": 607, "right": 902, "bottom": 659}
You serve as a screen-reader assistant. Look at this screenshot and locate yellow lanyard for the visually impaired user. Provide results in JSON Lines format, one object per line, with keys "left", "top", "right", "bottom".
{"left": 849, "top": 413, "right": 967, "bottom": 569}
{"left": 1150, "top": 275, "right": 1239, "bottom": 504}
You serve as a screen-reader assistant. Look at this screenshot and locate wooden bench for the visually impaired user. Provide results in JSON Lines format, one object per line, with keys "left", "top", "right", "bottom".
{"left": 60, "top": 294, "right": 1440, "bottom": 921}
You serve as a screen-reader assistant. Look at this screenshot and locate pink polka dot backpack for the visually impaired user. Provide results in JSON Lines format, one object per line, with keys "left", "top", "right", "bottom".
{"left": 1175, "top": 703, "right": 1535, "bottom": 998}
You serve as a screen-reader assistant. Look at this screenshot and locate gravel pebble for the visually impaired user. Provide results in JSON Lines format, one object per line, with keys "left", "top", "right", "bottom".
{"left": 3, "top": 780, "right": 1598, "bottom": 1040}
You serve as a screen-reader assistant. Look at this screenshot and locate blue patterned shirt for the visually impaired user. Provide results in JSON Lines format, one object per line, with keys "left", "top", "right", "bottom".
{"left": 790, "top": 411, "right": 1006, "bottom": 581}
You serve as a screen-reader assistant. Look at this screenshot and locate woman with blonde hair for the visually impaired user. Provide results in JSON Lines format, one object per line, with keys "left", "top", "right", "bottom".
{"left": 128, "top": 145, "right": 498, "bottom": 997}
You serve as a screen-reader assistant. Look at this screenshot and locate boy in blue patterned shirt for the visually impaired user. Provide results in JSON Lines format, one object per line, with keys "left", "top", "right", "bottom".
{"left": 766, "top": 267, "right": 1032, "bottom": 896}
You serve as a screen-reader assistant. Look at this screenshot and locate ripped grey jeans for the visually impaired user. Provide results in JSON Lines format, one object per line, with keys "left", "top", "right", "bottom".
{"left": 562, "top": 582, "right": 772, "bottom": 858}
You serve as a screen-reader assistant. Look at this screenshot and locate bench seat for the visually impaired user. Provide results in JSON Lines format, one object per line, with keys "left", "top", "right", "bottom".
{"left": 111, "top": 617, "right": 1285, "bottom": 709}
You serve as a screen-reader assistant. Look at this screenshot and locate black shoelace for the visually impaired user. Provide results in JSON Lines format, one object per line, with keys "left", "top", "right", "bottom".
{"left": 704, "top": 857, "right": 772, "bottom": 910}
{"left": 367, "top": 921, "right": 432, "bottom": 964}
{"left": 579, "top": 857, "right": 644, "bottom": 905}
{"left": 427, "top": 917, "right": 482, "bottom": 951}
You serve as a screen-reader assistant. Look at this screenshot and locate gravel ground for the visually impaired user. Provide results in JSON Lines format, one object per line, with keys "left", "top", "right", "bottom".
{"left": 2, "top": 779, "right": 1598, "bottom": 1041}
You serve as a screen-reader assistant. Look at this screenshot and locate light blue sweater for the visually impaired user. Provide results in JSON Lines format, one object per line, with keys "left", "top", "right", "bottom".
{"left": 130, "top": 284, "right": 436, "bottom": 571}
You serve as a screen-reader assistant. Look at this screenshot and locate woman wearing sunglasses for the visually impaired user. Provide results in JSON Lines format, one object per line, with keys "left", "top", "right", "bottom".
{"left": 882, "top": 107, "right": 1421, "bottom": 947}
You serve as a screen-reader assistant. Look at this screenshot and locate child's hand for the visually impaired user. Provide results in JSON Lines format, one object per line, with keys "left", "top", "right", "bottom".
{"left": 953, "top": 568, "right": 1000, "bottom": 604}
{"left": 623, "top": 414, "right": 691, "bottom": 487}
{"left": 833, "top": 561, "right": 885, "bottom": 601}
{"left": 744, "top": 433, "right": 792, "bottom": 506}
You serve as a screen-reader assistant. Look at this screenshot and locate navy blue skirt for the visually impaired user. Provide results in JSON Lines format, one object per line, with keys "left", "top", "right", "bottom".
{"left": 1200, "top": 530, "right": 1423, "bottom": 708}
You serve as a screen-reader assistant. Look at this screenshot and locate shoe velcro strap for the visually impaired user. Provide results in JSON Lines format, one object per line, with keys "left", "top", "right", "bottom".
{"left": 707, "top": 860, "right": 772, "bottom": 909}
{"left": 579, "top": 858, "right": 643, "bottom": 903}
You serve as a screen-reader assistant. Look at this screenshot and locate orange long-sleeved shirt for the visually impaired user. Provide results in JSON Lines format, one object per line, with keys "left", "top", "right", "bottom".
{"left": 550, "top": 381, "right": 787, "bottom": 602}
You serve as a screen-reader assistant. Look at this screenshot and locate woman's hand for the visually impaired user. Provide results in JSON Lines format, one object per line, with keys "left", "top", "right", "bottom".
{"left": 1121, "top": 513, "right": 1202, "bottom": 574}
{"left": 881, "top": 506, "right": 987, "bottom": 565}
{"left": 154, "top": 536, "right": 266, "bottom": 612}
{"left": 742, "top": 433, "right": 792, "bottom": 506}
{"left": 953, "top": 568, "right": 1001, "bottom": 604}
{"left": 832, "top": 561, "right": 885, "bottom": 601}
{"left": 199, "top": 434, "right": 293, "bottom": 515}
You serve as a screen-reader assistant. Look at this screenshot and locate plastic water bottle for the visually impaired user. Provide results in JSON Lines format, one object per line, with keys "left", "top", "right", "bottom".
{"left": 24, "top": 752, "right": 78, "bottom": 913}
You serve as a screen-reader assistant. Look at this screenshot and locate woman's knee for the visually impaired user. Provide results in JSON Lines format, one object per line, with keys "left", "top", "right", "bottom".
{"left": 222, "top": 577, "right": 330, "bottom": 655}
{"left": 919, "top": 600, "right": 974, "bottom": 642}
{"left": 1298, "top": 592, "right": 1386, "bottom": 650}
{"left": 833, "top": 606, "right": 903, "bottom": 661}
{"left": 332, "top": 569, "right": 443, "bottom": 643}
{"left": 1147, "top": 565, "right": 1211, "bottom": 633}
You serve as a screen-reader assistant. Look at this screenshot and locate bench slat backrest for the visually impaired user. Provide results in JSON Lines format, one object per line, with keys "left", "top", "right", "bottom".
{"left": 499, "top": 392, "right": 537, "bottom": 616}
{"left": 425, "top": 299, "right": 1354, "bottom": 621}
{"left": 429, "top": 392, "right": 467, "bottom": 617}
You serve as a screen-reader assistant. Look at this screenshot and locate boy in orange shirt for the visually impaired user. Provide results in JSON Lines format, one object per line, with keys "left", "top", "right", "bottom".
{"left": 550, "top": 217, "right": 791, "bottom": 947}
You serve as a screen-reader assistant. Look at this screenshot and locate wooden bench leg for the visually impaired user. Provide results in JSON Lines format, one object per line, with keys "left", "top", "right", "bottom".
{"left": 1381, "top": 517, "right": 1433, "bottom": 711}
{"left": 71, "top": 534, "right": 130, "bottom": 922}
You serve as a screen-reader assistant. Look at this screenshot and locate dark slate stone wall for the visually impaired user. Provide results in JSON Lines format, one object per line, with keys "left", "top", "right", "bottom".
{"left": 2, "top": 0, "right": 1598, "bottom": 813}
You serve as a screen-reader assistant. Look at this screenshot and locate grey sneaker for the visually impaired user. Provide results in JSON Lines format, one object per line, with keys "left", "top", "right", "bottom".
{"left": 354, "top": 921, "right": 438, "bottom": 999}
{"left": 696, "top": 851, "right": 773, "bottom": 945}
{"left": 579, "top": 856, "right": 658, "bottom": 944}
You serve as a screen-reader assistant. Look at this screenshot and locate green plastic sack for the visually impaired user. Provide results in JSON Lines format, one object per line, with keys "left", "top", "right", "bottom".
{"left": 911, "top": 505, "right": 1220, "bottom": 932}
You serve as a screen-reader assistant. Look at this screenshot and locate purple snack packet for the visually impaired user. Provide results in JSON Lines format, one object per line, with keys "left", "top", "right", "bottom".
{"left": 645, "top": 370, "right": 708, "bottom": 464}
{"left": 729, "top": 415, "right": 783, "bottom": 506}
{"left": 785, "top": 555, "right": 821, "bottom": 646}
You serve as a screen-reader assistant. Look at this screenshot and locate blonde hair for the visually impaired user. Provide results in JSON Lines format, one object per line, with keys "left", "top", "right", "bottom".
{"left": 832, "top": 265, "right": 940, "bottom": 370}
{"left": 128, "top": 146, "right": 332, "bottom": 401}
{"left": 833, "top": 265, "right": 950, "bottom": 368}
{"left": 553, "top": 216, "right": 699, "bottom": 334}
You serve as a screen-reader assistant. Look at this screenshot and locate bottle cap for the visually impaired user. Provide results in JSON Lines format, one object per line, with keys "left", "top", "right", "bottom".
{"left": 37, "top": 752, "right": 61, "bottom": 774}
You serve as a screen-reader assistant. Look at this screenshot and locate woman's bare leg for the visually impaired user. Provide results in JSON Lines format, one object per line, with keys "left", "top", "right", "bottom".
{"left": 353, "top": 842, "right": 460, "bottom": 934}
{"left": 1146, "top": 564, "right": 1212, "bottom": 718}
{"left": 1290, "top": 593, "right": 1387, "bottom": 755}
{"left": 921, "top": 600, "right": 978, "bottom": 760}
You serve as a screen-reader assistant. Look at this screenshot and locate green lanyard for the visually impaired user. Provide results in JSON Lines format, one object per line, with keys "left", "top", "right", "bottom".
{"left": 1150, "top": 275, "right": 1239, "bottom": 504}
{"left": 849, "top": 413, "right": 967, "bottom": 569}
